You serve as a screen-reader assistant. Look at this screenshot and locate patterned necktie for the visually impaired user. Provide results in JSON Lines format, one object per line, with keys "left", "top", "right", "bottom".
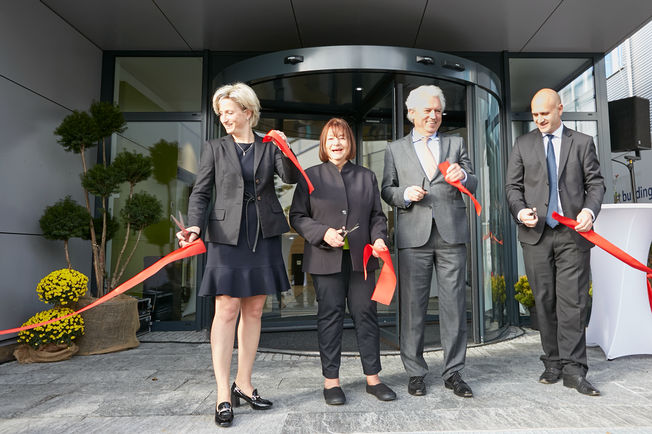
{"left": 545, "top": 134, "right": 559, "bottom": 228}
{"left": 421, "top": 137, "right": 437, "bottom": 180}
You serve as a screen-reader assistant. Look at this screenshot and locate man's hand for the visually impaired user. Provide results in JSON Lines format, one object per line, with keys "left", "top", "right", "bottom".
{"left": 518, "top": 208, "right": 538, "bottom": 228}
{"left": 444, "top": 163, "right": 465, "bottom": 183}
{"left": 323, "top": 227, "right": 345, "bottom": 248}
{"left": 371, "top": 239, "right": 388, "bottom": 258}
{"left": 176, "top": 225, "right": 201, "bottom": 247}
{"left": 405, "top": 185, "right": 427, "bottom": 202}
{"left": 575, "top": 210, "right": 593, "bottom": 232}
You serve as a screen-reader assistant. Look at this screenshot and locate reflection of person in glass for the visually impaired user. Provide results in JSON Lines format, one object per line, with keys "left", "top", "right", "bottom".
{"left": 289, "top": 118, "right": 396, "bottom": 405}
{"left": 381, "top": 85, "right": 477, "bottom": 398}
{"left": 177, "top": 82, "right": 299, "bottom": 427}
{"left": 505, "top": 88, "right": 605, "bottom": 396}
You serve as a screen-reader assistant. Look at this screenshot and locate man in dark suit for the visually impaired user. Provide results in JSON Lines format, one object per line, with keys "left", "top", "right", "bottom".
{"left": 382, "top": 85, "right": 477, "bottom": 398}
{"left": 505, "top": 88, "right": 605, "bottom": 396}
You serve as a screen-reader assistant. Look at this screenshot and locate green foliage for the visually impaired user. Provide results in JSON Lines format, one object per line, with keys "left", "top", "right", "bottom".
{"left": 149, "top": 139, "right": 178, "bottom": 185}
{"left": 81, "top": 214, "right": 119, "bottom": 241}
{"left": 112, "top": 151, "right": 152, "bottom": 186}
{"left": 491, "top": 274, "right": 506, "bottom": 304}
{"left": 121, "top": 192, "right": 163, "bottom": 231}
{"left": 54, "top": 111, "right": 98, "bottom": 153}
{"left": 80, "top": 164, "right": 122, "bottom": 197}
{"left": 39, "top": 196, "right": 90, "bottom": 241}
{"left": 514, "top": 275, "right": 535, "bottom": 308}
{"left": 89, "top": 101, "right": 126, "bottom": 138}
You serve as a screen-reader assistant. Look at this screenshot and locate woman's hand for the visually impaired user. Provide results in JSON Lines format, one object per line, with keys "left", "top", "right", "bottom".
{"left": 270, "top": 130, "right": 289, "bottom": 145}
{"left": 371, "top": 239, "right": 388, "bottom": 258}
{"left": 323, "top": 227, "right": 345, "bottom": 248}
{"left": 176, "top": 225, "right": 201, "bottom": 247}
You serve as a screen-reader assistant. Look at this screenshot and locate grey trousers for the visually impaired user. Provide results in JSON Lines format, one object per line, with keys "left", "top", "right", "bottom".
{"left": 398, "top": 220, "right": 468, "bottom": 380}
{"left": 522, "top": 224, "right": 591, "bottom": 376}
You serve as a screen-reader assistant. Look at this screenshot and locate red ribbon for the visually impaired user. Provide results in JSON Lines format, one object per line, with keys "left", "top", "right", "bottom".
{"left": 362, "top": 244, "right": 397, "bottom": 305}
{"left": 263, "top": 130, "right": 314, "bottom": 194}
{"left": 552, "top": 212, "right": 652, "bottom": 312}
{"left": 438, "top": 161, "right": 481, "bottom": 216}
{"left": 0, "top": 239, "right": 206, "bottom": 336}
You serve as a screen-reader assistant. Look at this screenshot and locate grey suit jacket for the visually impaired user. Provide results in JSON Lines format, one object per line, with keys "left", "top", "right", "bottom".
{"left": 505, "top": 126, "right": 605, "bottom": 250}
{"left": 187, "top": 134, "right": 299, "bottom": 245}
{"left": 381, "top": 133, "right": 478, "bottom": 248}
{"left": 289, "top": 161, "right": 387, "bottom": 274}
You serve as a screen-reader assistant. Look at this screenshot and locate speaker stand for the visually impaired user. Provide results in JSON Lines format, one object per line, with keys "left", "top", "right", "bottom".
{"left": 623, "top": 150, "right": 641, "bottom": 203}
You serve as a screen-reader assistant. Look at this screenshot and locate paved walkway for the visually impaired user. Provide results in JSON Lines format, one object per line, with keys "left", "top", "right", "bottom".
{"left": 1, "top": 327, "right": 651, "bottom": 433}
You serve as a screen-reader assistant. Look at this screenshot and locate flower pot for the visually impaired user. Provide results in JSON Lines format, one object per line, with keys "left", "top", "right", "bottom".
{"left": 13, "top": 343, "right": 79, "bottom": 363}
{"left": 528, "top": 304, "right": 539, "bottom": 331}
{"left": 75, "top": 294, "right": 140, "bottom": 355}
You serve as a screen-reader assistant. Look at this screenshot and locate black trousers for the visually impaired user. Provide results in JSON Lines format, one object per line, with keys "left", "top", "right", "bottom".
{"left": 312, "top": 251, "right": 381, "bottom": 379}
{"left": 522, "top": 224, "right": 591, "bottom": 376}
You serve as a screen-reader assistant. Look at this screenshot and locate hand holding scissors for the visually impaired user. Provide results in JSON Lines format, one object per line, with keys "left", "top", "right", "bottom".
{"left": 172, "top": 212, "right": 201, "bottom": 247}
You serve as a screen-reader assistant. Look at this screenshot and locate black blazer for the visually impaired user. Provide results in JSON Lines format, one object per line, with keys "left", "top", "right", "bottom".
{"left": 289, "top": 161, "right": 387, "bottom": 274}
{"left": 505, "top": 126, "right": 605, "bottom": 249}
{"left": 187, "top": 134, "right": 299, "bottom": 244}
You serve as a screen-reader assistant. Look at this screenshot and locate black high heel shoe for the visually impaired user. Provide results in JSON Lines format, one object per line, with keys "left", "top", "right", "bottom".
{"left": 231, "top": 382, "right": 273, "bottom": 410}
{"left": 214, "top": 402, "right": 233, "bottom": 427}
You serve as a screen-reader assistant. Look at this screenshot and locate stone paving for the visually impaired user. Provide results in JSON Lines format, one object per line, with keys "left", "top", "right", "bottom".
{"left": 1, "top": 327, "right": 651, "bottom": 433}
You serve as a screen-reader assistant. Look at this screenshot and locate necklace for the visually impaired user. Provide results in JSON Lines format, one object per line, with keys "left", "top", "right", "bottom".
{"left": 235, "top": 142, "right": 252, "bottom": 156}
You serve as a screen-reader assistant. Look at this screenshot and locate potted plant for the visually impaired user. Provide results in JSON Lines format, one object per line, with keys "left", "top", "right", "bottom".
{"left": 13, "top": 269, "right": 87, "bottom": 363}
{"left": 514, "top": 275, "right": 538, "bottom": 330}
{"left": 39, "top": 101, "right": 163, "bottom": 355}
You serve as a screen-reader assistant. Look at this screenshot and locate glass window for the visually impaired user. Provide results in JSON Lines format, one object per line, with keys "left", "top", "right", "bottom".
{"left": 559, "top": 67, "right": 596, "bottom": 112}
{"left": 108, "top": 122, "right": 202, "bottom": 323}
{"left": 605, "top": 45, "right": 624, "bottom": 77}
{"left": 114, "top": 57, "right": 203, "bottom": 112}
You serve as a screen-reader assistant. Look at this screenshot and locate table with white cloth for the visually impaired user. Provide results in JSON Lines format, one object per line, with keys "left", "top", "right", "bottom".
{"left": 586, "top": 203, "right": 652, "bottom": 359}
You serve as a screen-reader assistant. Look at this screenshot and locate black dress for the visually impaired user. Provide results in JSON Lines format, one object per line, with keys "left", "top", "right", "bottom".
{"left": 198, "top": 142, "right": 291, "bottom": 298}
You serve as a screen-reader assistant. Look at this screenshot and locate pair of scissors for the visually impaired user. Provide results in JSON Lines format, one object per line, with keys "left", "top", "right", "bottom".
{"left": 170, "top": 211, "right": 188, "bottom": 237}
{"left": 340, "top": 223, "right": 360, "bottom": 238}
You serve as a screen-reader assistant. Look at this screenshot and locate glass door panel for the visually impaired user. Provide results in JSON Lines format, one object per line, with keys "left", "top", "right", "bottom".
{"left": 109, "top": 121, "right": 202, "bottom": 327}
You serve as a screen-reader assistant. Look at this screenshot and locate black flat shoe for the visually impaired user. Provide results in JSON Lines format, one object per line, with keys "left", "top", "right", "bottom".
{"left": 366, "top": 383, "right": 397, "bottom": 401}
{"left": 562, "top": 374, "right": 600, "bottom": 396}
{"left": 215, "top": 402, "right": 233, "bottom": 427}
{"left": 231, "top": 382, "right": 273, "bottom": 410}
{"left": 444, "top": 371, "right": 473, "bottom": 398}
{"left": 323, "top": 386, "right": 346, "bottom": 405}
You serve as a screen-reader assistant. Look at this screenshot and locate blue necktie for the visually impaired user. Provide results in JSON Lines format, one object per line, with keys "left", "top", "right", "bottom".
{"left": 545, "top": 134, "right": 559, "bottom": 228}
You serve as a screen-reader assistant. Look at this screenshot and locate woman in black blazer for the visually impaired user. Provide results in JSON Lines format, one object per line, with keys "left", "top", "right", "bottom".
{"left": 290, "top": 118, "right": 396, "bottom": 405}
{"left": 177, "top": 82, "right": 299, "bottom": 427}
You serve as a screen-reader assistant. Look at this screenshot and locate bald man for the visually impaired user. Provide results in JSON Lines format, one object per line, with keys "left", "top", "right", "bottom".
{"left": 505, "top": 88, "right": 605, "bottom": 396}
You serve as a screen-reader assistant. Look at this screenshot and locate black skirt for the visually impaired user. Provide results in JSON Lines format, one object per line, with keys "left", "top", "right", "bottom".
{"left": 198, "top": 141, "right": 290, "bottom": 298}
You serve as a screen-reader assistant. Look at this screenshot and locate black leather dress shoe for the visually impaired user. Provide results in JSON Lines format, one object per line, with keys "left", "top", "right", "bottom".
{"left": 444, "top": 371, "right": 473, "bottom": 398}
{"left": 323, "top": 386, "right": 346, "bottom": 405}
{"left": 215, "top": 402, "right": 233, "bottom": 427}
{"left": 539, "top": 367, "right": 562, "bottom": 384}
{"left": 408, "top": 376, "right": 426, "bottom": 396}
{"left": 562, "top": 374, "right": 600, "bottom": 396}
{"left": 366, "top": 383, "right": 397, "bottom": 401}
{"left": 231, "top": 382, "right": 273, "bottom": 410}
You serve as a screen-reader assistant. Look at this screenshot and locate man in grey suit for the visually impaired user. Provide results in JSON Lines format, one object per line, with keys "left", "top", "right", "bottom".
{"left": 382, "top": 85, "right": 477, "bottom": 398}
{"left": 505, "top": 88, "right": 605, "bottom": 396}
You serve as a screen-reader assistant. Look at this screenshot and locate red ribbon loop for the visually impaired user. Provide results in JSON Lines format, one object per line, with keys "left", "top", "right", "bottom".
{"left": 263, "top": 130, "right": 314, "bottom": 194}
{"left": 552, "top": 212, "right": 652, "bottom": 312}
{"left": 0, "top": 239, "right": 207, "bottom": 336}
{"left": 438, "top": 161, "right": 481, "bottom": 216}
{"left": 363, "top": 244, "right": 397, "bottom": 305}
